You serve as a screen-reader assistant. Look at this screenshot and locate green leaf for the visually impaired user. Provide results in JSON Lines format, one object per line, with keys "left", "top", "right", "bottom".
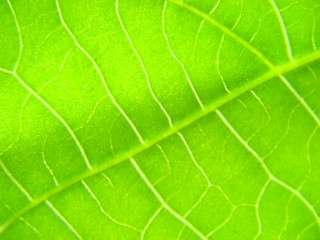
{"left": 1, "top": 0, "right": 320, "bottom": 239}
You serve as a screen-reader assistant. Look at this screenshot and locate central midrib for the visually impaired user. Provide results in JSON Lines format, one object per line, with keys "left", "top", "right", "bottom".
{"left": 1, "top": 50, "right": 320, "bottom": 233}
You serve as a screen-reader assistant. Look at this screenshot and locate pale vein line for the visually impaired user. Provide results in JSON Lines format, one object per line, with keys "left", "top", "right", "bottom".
{"left": 217, "top": 0, "right": 247, "bottom": 105}
{"left": 156, "top": 144, "right": 171, "bottom": 172}
{"left": 6, "top": 0, "right": 22, "bottom": 71}
{"left": 262, "top": 104, "right": 298, "bottom": 160}
{"left": 20, "top": 217, "right": 43, "bottom": 238}
{"left": 303, "top": 126, "right": 319, "bottom": 188}
{"left": 250, "top": 90, "right": 271, "bottom": 120}
{"left": 1, "top": 201, "right": 42, "bottom": 237}
{"left": 279, "top": 192, "right": 293, "bottom": 238}
{"left": 192, "top": 0, "right": 221, "bottom": 57}
{"left": 74, "top": 95, "right": 108, "bottom": 132}
{"left": 0, "top": 67, "right": 12, "bottom": 75}
{"left": 206, "top": 185, "right": 237, "bottom": 237}
{"left": 81, "top": 180, "right": 140, "bottom": 231}
{"left": 141, "top": 208, "right": 162, "bottom": 239}
{"left": 0, "top": 160, "right": 33, "bottom": 201}
{"left": 178, "top": 133, "right": 211, "bottom": 186}
{"left": 115, "top": 0, "right": 172, "bottom": 127}
{"left": 184, "top": 186, "right": 210, "bottom": 217}
{"left": 55, "top": 0, "right": 145, "bottom": 144}
{"left": 153, "top": 144, "right": 171, "bottom": 186}
{"left": 177, "top": 132, "right": 212, "bottom": 217}
{"left": 46, "top": 201, "right": 83, "bottom": 239}
{"left": 162, "top": 1, "right": 205, "bottom": 110}
{"left": 206, "top": 206, "right": 235, "bottom": 237}
{"left": 177, "top": 225, "right": 186, "bottom": 239}
{"left": 216, "top": 110, "right": 270, "bottom": 175}
{"left": 216, "top": 35, "right": 230, "bottom": 93}
{"left": 249, "top": 19, "right": 262, "bottom": 43}
{"left": 253, "top": 180, "right": 270, "bottom": 240}
{"left": 216, "top": 110, "right": 320, "bottom": 226}
{"left": 232, "top": 0, "right": 244, "bottom": 30}
{"left": 130, "top": 158, "right": 207, "bottom": 240}
{"left": 42, "top": 151, "right": 59, "bottom": 186}
{"left": 0, "top": 93, "right": 30, "bottom": 157}
{"left": 268, "top": 0, "right": 294, "bottom": 61}
{"left": 12, "top": 72, "right": 93, "bottom": 169}
{"left": 101, "top": 173, "right": 115, "bottom": 188}
{"left": 280, "top": 76, "right": 320, "bottom": 126}
{"left": 297, "top": 221, "right": 317, "bottom": 240}
{"left": 312, "top": 11, "right": 317, "bottom": 51}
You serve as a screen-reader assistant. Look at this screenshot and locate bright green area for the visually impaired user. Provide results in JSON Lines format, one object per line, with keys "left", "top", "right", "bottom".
{"left": 0, "top": 0, "right": 320, "bottom": 239}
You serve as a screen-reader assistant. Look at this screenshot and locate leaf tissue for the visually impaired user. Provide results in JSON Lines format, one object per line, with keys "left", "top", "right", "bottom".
{"left": 0, "top": 0, "right": 320, "bottom": 239}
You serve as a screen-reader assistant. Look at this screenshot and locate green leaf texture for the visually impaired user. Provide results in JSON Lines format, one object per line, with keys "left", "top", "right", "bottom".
{"left": 1, "top": 0, "right": 320, "bottom": 239}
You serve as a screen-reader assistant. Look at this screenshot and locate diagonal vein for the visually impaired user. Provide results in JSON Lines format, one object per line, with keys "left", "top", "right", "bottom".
{"left": 268, "top": 0, "right": 294, "bottom": 61}
{"left": 130, "top": 158, "right": 207, "bottom": 240}
{"left": 46, "top": 201, "right": 83, "bottom": 239}
{"left": 0, "top": 160, "right": 33, "bottom": 202}
{"left": 0, "top": 49, "right": 319, "bottom": 234}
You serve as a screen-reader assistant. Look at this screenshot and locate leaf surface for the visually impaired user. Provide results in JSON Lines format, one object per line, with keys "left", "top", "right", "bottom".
{"left": 0, "top": 0, "right": 320, "bottom": 239}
